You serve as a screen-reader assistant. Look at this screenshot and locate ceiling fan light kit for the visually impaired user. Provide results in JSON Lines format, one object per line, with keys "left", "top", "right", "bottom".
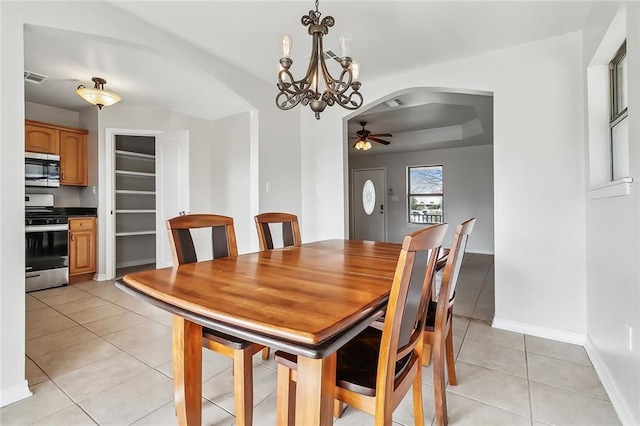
{"left": 354, "top": 140, "right": 372, "bottom": 151}
{"left": 275, "top": 0, "right": 363, "bottom": 120}
{"left": 352, "top": 121, "right": 392, "bottom": 151}
{"left": 76, "top": 77, "right": 121, "bottom": 109}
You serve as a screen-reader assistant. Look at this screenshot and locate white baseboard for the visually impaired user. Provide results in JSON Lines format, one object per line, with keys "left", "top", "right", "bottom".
{"left": 115, "top": 259, "right": 155, "bottom": 269}
{"left": 492, "top": 317, "right": 586, "bottom": 345}
{"left": 466, "top": 249, "right": 494, "bottom": 255}
{"left": 1, "top": 380, "right": 32, "bottom": 407}
{"left": 584, "top": 338, "right": 638, "bottom": 426}
{"left": 94, "top": 273, "right": 111, "bottom": 281}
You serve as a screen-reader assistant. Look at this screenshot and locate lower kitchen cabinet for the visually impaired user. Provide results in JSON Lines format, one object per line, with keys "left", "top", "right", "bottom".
{"left": 69, "top": 217, "right": 96, "bottom": 282}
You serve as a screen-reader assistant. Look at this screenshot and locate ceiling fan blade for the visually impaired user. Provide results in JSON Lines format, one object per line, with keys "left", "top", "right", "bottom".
{"left": 369, "top": 133, "right": 392, "bottom": 138}
{"left": 369, "top": 137, "right": 391, "bottom": 145}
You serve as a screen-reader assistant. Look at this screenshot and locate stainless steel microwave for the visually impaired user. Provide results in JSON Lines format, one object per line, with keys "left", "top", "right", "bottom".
{"left": 25, "top": 152, "right": 60, "bottom": 187}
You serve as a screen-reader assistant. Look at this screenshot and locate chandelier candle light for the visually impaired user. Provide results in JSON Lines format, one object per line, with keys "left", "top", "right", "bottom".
{"left": 76, "top": 77, "right": 121, "bottom": 109}
{"left": 276, "top": 0, "right": 363, "bottom": 119}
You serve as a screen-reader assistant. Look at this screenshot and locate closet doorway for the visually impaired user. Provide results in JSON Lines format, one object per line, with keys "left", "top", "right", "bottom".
{"left": 104, "top": 128, "right": 189, "bottom": 280}
{"left": 114, "top": 135, "right": 157, "bottom": 277}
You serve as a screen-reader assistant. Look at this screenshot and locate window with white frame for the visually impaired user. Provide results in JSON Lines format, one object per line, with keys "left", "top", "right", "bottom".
{"left": 610, "top": 41, "right": 629, "bottom": 181}
{"left": 408, "top": 165, "right": 443, "bottom": 224}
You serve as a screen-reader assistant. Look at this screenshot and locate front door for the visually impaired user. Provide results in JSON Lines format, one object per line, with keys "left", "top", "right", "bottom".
{"left": 352, "top": 168, "right": 386, "bottom": 241}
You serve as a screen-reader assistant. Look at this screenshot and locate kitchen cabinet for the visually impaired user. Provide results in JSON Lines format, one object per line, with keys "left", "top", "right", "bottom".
{"left": 25, "top": 120, "right": 88, "bottom": 186}
{"left": 25, "top": 123, "right": 59, "bottom": 154}
{"left": 69, "top": 217, "right": 96, "bottom": 282}
{"left": 60, "top": 130, "right": 88, "bottom": 186}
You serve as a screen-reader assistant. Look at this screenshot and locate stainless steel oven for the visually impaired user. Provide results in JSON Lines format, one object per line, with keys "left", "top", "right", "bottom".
{"left": 25, "top": 152, "right": 60, "bottom": 188}
{"left": 25, "top": 194, "right": 68, "bottom": 292}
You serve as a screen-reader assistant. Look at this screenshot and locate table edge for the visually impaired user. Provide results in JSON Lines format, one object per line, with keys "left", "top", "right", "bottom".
{"left": 115, "top": 279, "right": 385, "bottom": 359}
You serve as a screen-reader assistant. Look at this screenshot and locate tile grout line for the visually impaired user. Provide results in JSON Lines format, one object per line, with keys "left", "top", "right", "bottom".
{"left": 524, "top": 334, "right": 535, "bottom": 423}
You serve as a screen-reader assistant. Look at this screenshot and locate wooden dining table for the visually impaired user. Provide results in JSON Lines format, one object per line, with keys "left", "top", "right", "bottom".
{"left": 115, "top": 239, "right": 402, "bottom": 426}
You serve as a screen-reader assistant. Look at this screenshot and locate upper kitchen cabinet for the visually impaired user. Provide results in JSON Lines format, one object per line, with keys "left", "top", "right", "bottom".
{"left": 60, "top": 130, "right": 87, "bottom": 186}
{"left": 25, "top": 120, "right": 88, "bottom": 186}
{"left": 25, "top": 122, "right": 59, "bottom": 154}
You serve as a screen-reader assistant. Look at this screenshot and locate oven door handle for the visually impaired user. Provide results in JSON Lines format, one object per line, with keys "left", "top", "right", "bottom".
{"left": 25, "top": 224, "right": 69, "bottom": 233}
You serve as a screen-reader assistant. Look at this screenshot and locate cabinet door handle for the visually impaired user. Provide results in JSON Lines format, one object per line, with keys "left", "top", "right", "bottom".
{"left": 71, "top": 234, "right": 75, "bottom": 242}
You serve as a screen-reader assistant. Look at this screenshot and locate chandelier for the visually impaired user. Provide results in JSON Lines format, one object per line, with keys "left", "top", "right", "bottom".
{"left": 76, "top": 77, "right": 121, "bottom": 109}
{"left": 276, "top": 0, "right": 363, "bottom": 120}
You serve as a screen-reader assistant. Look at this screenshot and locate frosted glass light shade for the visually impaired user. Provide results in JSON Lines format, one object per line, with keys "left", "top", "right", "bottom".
{"left": 76, "top": 87, "right": 121, "bottom": 109}
{"left": 76, "top": 77, "right": 121, "bottom": 109}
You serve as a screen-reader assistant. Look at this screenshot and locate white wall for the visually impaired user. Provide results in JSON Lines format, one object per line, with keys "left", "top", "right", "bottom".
{"left": 209, "top": 112, "right": 255, "bottom": 253}
{"left": 0, "top": 2, "right": 30, "bottom": 407}
{"left": 301, "top": 31, "right": 587, "bottom": 336}
{"left": 583, "top": 3, "right": 640, "bottom": 425}
{"left": 1, "top": 0, "right": 303, "bottom": 404}
{"left": 97, "top": 105, "right": 254, "bottom": 272}
{"left": 25, "top": 101, "right": 80, "bottom": 128}
{"left": 349, "top": 144, "right": 494, "bottom": 253}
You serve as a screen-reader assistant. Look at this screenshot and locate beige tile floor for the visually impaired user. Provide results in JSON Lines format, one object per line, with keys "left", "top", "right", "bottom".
{"left": 1, "top": 254, "right": 622, "bottom": 425}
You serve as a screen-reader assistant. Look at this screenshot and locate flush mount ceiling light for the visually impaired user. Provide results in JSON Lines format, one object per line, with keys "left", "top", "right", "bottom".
{"left": 76, "top": 77, "right": 121, "bottom": 109}
{"left": 276, "top": 0, "right": 363, "bottom": 120}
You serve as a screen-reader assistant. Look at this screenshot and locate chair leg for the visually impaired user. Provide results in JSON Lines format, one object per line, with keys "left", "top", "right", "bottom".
{"left": 233, "top": 349, "right": 253, "bottom": 426}
{"left": 261, "top": 347, "right": 270, "bottom": 360}
{"left": 333, "top": 400, "right": 346, "bottom": 418}
{"left": 422, "top": 341, "right": 433, "bottom": 366}
{"left": 445, "top": 330, "right": 457, "bottom": 386}
{"left": 412, "top": 365, "right": 425, "bottom": 426}
{"left": 276, "top": 364, "right": 295, "bottom": 426}
{"left": 433, "top": 341, "right": 448, "bottom": 426}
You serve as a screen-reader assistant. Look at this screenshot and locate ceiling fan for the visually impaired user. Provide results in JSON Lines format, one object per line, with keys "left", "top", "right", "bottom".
{"left": 351, "top": 121, "right": 392, "bottom": 151}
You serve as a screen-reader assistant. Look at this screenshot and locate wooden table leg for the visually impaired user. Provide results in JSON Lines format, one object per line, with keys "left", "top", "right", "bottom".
{"left": 172, "top": 316, "right": 202, "bottom": 426}
{"left": 295, "top": 354, "right": 336, "bottom": 426}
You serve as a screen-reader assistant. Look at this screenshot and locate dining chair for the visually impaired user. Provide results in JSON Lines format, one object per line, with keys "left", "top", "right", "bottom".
{"left": 253, "top": 212, "right": 302, "bottom": 360}
{"left": 166, "top": 213, "right": 265, "bottom": 426}
{"left": 425, "top": 217, "right": 476, "bottom": 426}
{"left": 254, "top": 212, "right": 302, "bottom": 251}
{"left": 273, "top": 223, "right": 448, "bottom": 426}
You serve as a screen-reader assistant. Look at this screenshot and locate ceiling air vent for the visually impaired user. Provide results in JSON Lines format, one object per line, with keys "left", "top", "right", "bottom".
{"left": 385, "top": 98, "right": 402, "bottom": 108}
{"left": 324, "top": 50, "right": 339, "bottom": 61}
{"left": 24, "top": 71, "right": 49, "bottom": 84}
